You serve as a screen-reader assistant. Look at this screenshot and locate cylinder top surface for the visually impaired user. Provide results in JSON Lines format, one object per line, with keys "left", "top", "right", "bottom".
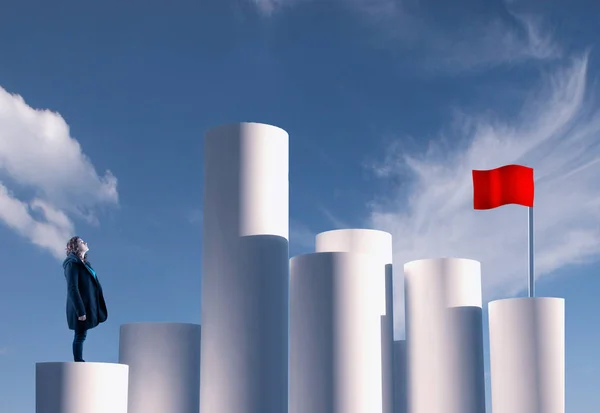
{"left": 317, "top": 228, "right": 391, "bottom": 238}
{"left": 291, "top": 250, "right": 359, "bottom": 259}
{"left": 290, "top": 251, "right": 379, "bottom": 263}
{"left": 404, "top": 257, "right": 479, "bottom": 270}
{"left": 489, "top": 296, "right": 564, "bottom": 308}
{"left": 36, "top": 362, "right": 127, "bottom": 367}
{"left": 120, "top": 321, "right": 201, "bottom": 325}
{"left": 404, "top": 257, "right": 482, "bottom": 308}
{"left": 315, "top": 229, "right": 392, "bottom": 263}
{"left": 206, "top": 122, "right": 288, "bottom": 139}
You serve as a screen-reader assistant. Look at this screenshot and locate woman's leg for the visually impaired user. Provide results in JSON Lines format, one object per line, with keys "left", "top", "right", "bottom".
{"left": 73, "top": 326, "right": 88, "bottom": 362}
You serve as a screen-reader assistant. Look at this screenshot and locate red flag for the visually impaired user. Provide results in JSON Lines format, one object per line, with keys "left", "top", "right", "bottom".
{"left": 472, "top": 164, "right": 534, "bottom": 209}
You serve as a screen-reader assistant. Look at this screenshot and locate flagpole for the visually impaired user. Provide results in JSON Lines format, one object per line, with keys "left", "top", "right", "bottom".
{"left": 528, "top": 206, "right": 534, "bottom": 297}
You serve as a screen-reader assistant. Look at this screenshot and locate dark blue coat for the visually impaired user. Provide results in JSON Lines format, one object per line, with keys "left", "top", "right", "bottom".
{"left": 63, "top": 253, "right": 108, "bottom": 331}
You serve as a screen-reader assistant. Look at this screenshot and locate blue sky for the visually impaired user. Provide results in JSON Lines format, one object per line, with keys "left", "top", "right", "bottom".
{"left": 0, "top": 0, "right": 599, "bottom": 412}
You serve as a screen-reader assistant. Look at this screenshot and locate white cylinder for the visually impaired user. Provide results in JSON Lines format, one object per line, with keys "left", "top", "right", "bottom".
{"left": 289, "top": 252, "right": 382, "bottom": 413}
{"left": 393, "top": 340, "right": 407, "bottom": 413}
{"left": 36, "top": 362, "right": 128, "bottom": 413}
{"left": 315, "top": 229, "right": 394, "bottom": 413}
{"left": 488, "top": 297, "right": 565, "bottom": 413}
{"left": 201, "top": 122, "right": 289, "bottom": 413}
{"left": 118, "top": 322, "right": 201, "bottom": 413}
{"left": 403, "top": 258, "right": 485, "bottom": 413}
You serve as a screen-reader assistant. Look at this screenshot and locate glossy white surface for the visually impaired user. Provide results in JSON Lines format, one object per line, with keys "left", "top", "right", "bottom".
{"left": 36, "top": 362, "right": 128, "bottom": 413}
{"left": 393, "top": 340, "right": 407, "bottom": 413}
{"left": 404, "top": 258, "right": 486, "bottom": 413}
{"left": 315, "top": 229, "right": 394, "bottom": 413}
{"left": 118, "top": 322, "right": 201, "bottom": 413}
{"left": 200, "top": 122, "right": 289, "bottom": 413}
{"left": 290, "top": 252, "right": 383, "bottom": 413}
{"left": 489, "top": 297, "right": 565, "bottom": 413}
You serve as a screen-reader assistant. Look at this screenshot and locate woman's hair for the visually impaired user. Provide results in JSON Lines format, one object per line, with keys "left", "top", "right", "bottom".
{"left": 66, "top": 236, "right": 87, "bottom": 261}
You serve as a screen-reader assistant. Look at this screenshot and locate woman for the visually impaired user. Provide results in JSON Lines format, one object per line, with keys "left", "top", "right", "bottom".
{"left": 63, "top": 236, "right": 108, "bottom": 362}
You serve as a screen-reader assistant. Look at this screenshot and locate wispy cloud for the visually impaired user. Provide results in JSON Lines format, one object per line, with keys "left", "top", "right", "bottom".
{"left": 0, "top": 346, "right": 8, "bottom": 355}
{"left": 419, "top": 13, "right": 561, "bottom": 73}
{"left": 351, "top": 0, "right": 561, "bottom": 72}
{"left": 250, "top": 0, "right": 560, "bottom": 71}
{"left": 0, "top": 87, "right": 118, "bottom": 259}
{"left": 290, "top": 219, "right": 316, "bottom": 253}
{"left": 251, "top": 0, "right": 298, "bottom": 15}
{"left": 187, "top": 208, "right": 203, "bottom": 226}
{"left": 368, "top": 52, "right": 600, "bottom": 338}
{"left": 252, "top": 0, "right": 279, "bottom": 15}
{"left": 319, "top": 205, "right": 350, "bottom": 229}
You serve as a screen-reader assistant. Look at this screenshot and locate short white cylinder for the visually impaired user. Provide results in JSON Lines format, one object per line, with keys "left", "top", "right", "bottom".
{"left": 315, "top": 229, "right": 394, "bottom": 413}
{"left": 118, "top": 322, "right": 201, "bottom": 413}
{"left": 488, "top": 297, "right": 565, "bottom": 413}
{"left": 36, "top": 362, "right": 128, "bottom": 413}
{"left": 201, "top": 122, "right": 289, "bottom": 413}
{"left": 290, "top": 252, "right": 382, "bottom": 413}
{"left": 393, "top": 340, "right": 407, "bottom": 413}
{"left": 404, "top": 258, "right": 485, "bottom": 413}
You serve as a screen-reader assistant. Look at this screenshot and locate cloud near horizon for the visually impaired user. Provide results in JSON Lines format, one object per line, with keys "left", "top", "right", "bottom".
{"left": 0, "top": 87, "right": 118, "bottom": 259}
{"left": 368, "top": 52, "right": 600, "bottom": 338}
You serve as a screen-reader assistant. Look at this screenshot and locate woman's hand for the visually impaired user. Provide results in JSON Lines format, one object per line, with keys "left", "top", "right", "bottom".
{"left": 78, "top": 315, "right": 86, "bottom": 321}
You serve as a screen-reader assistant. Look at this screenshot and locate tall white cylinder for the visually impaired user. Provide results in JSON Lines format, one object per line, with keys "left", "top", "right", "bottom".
{"left": 289, "top": 252, "right": 382, "bottom": 413}
{"left": 36, "top": 362, "right": 128, "bottom": 413}
{"left": 488, "top": 297, "right": 565, "bottom": 413}
{"left": 315, "top": 229, "right": 394, "bottom": 413}
{"left": 118, "top": 322, "right": 201, "bottom": 413}
{"left": 393, "top": 340, "right": 407, "bottom": 413}
{"left": 403, "top": 258, "right": 485, "bottom": 413}
{"left": 201, "top": 122, "right": 289, "bottom": 413}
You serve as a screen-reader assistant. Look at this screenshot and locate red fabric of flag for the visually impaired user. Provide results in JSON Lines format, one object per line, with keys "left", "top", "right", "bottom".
{"left": 472, "top": 164, "right": 534, "bottom": 209}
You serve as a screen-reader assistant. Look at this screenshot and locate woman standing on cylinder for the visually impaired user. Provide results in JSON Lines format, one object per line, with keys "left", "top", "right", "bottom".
{"left": 63, "top": 236, "right": 108, "bottom": 362}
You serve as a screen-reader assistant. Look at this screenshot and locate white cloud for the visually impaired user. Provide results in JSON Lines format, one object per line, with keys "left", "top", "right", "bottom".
{"left": 0, "top": 86, "right": 118, "bottom": 259}
{"left": 368, "top": 52, "right": 600, "bottom": 338}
